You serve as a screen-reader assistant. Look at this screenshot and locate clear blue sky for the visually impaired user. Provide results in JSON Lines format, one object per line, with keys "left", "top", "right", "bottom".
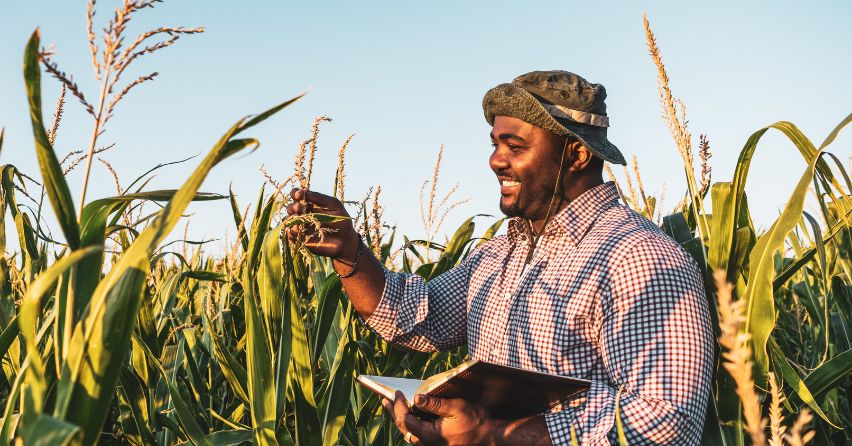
{"left": 1, "top": 1, "right": 850, "bottom": 252}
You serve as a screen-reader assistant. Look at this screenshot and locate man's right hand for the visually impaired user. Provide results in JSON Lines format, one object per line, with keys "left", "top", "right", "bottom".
{"left": 286, "top": 188, "right": 360, "bottom": 261}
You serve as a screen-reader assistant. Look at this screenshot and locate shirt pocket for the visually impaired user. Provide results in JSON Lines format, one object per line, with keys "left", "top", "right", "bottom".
{"left": 554, "top": 310, "right": 600, "bottom": 377}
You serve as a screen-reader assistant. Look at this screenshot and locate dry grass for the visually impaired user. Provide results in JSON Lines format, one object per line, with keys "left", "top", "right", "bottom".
{"left": 714, "top": 270, "right": 819, "bottom": 446}
{"left": 418, "top": 145, "right": 468, "bottom": 261}
{"left": 370, "top": 186, "right": 383, "bottom": 257}
{"left": 643, "top": 14, "right": 710, "bottom": 239}
{"left": 305, "top": 115, "right": 332, "bottom": 191}
{"left": 698, "top": 134, "right": 712, "bottom": 196}
{"left": 335, "top": 133, "right": 355, "bottom": 202}
{"left": 605, "top": 157, "right": 665, "bottom": 224}
{"left": 768, "top": 373, "right": 786, "bottom": 446}
{"left": 47, "top": 84, "right": 66, "bottom": 146}
{"left": 714, "top": 269, "right": 767, "bottom": 446}
{"left": 294, "top": 139, "right": 307, "bottom": 189}
{"left": 786, "top": 409, "right": 816, "bottom": 446}
{"left": 40, "top": 0, "right": 203, "bottom": 218}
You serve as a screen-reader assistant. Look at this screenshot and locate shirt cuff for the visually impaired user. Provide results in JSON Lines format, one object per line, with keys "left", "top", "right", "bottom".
{"left": 544, "top": 380, "right": 616, "bottom": 445}
{"left": 360, "top": 267, "right": 403, "bottom": 341}
{"left": 544, "top": 408, "right": 579, "bottom": 446}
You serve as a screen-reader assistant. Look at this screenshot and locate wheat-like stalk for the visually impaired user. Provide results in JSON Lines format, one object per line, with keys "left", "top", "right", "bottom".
{"left": 768, "top": 373, "right": 786, "bottom": 446}
{"left": 370, "top": 186, "right": 383, "bottom": 258}
{"left": 785, "top": 409, "right": 815, "bottom": 446}
{"left": 63, "top": 144, "right": 115, "bottom": 175}
{"left": 97, "top": 157, "right": 122, "bottom": 195}
{"left": 294, "top": 139, "right": 308, "bottom": 189}
{"left": 622, "top": 164, "right": 640, "bottom": 210}
{"left": 36, "top": 84, "right": 69, "bottom": 238}
{"left": 304, "top": 115, "right": 331, "bottom": 191}
{"left": 632, "top": 155, "right": 650, "bottom": 211}
{"left": 698, "top": 134, "right": 712, "bottom": 196}
{"left": 181, "top": 219, "right": 190, "bottom": 259}
{"left": 334, "top": 133, "right": 354, "bottom": 202}
{"left": 655, "top": 182, "right": 667, "bottom": 224}
{"left": 604, "top": 163, "right": 630, "bottom": 205}
{"left": 643, "top": 14, "right": 710, "bottom": 240}
{"left": 48, "top": 84, "right": 66, "bottom": 145}
{"left": 714, "top": 269, "right": 767, "bottom": 446}
{"left": 417, "top": 145, "right": 467, "bottom": 262}
{"left": 260, "top": 164, "right": 279, "bottom": 190}
{"left": 426, "top": 145, "right": 443, "bottom": 230}
{"left": 40, "top": 51, "right": 95, "bottom": 117}
{"left": 41, "top": 0, "right": 203, "bottom": 220}
{"left": 644, "top": 14, "right": 693, "bottom": 171}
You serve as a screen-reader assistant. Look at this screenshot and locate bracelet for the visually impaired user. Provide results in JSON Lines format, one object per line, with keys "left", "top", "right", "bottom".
{"left": 335, "top": 242, "right": 364, "bottom": 279}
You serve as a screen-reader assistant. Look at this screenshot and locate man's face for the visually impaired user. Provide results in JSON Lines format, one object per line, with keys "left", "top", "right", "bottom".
{"left": 489, "top": 116, "right": 565, "bottom": 221}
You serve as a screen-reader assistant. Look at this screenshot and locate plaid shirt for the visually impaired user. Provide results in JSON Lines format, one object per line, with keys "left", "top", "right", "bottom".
{"left": 364, "top": 182, "right": 714, "bottom": 445}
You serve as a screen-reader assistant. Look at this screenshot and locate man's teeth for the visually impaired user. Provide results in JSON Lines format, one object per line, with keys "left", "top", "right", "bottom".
{"left": 501, "top": 180, "right": 521, "bottom": 187}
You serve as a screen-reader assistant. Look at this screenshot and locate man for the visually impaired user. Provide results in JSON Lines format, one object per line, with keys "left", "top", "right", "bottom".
{"left": 287, "top": 71, "right": 714, "bottom": 445}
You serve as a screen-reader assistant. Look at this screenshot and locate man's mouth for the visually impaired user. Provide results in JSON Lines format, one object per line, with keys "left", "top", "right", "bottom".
{"left": 499, "top": 177, "right": 521, "bottom": 194}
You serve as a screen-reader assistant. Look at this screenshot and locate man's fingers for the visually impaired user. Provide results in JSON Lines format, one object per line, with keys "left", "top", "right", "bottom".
{"left": 291, "top": 188, "right": 340, "bottom": 209}
{"left": 413, "top": 394, "right": 456, "bottom": 417}
{"left": 389, "top": 392, "right": 415, "bottom": 441}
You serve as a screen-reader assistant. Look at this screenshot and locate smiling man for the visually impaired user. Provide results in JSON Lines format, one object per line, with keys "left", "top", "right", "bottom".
{"left": 287, "top": 71, "right": 714, "bottom": 445}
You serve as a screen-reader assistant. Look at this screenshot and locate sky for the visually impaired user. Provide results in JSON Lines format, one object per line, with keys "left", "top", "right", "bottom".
{"left": 1, "top": 1, "right": 850, "bottom": 255}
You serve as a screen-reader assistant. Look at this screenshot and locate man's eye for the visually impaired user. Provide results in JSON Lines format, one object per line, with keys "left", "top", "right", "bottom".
{"left": 490, "top": 142, "right": 498, "bottom": 149}
{"left": 508, "top": 144, "right": 523, "bottom": 151}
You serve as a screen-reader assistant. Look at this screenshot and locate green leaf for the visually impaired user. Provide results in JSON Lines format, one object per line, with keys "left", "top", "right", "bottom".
{"left": 322, "top": 342, "right": 356, "bottom": 446}
{"left": 739, "top": 116, "right": 850, "bottom": 387}
{"left": 767, "top": 339, "right": 838, "bottom": 427}
{"left": 283, "top": 243, "right": 320, "bottom": 445}
{"left": 241, "top": 222, "right": 278, "bottom": 445}
{"left": 22, "top": 30, "right": 79, "bottom": 249}
{"left": 207, "top": 429, "right": 253, "bottom": 446}
{"left": 116, "top": 366, "right": 157, "bottom": 446}
{"left": 53, "top": 95, "right": 302, "bottom": 445}
{"left": 312, "top": 273, "right": 342, "bottom": 365}
{"left": 136, "top": 336, "right": 212, "bottom": 446}
{"left": 20, "top": 415, "right": 81, "bottom": 446}
{"left": 793, "top": 348, "right": 852, "bottom": 405}
{"left": 204, "top": 311, "right": 250, "bottom": 406}
{"left": 18, "top": 246, "right": 100, "bottom": 420}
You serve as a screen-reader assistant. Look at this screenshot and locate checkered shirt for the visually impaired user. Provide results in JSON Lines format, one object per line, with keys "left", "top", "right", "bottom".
{"left": 364, "top": 182, "right": 714, "bottom": 445}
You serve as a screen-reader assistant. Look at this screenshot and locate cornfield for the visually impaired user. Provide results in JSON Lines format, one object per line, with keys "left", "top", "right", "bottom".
{"left": 0, "top": 2, "right": 849, "bottom": 445}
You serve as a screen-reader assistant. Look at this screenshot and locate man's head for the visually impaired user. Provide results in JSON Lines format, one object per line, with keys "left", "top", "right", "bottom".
{"left": 489, "top": 115, "right": 603, "bottom": 220}
{"left": 482, "top": 70, "right": 624, "bottom": 222}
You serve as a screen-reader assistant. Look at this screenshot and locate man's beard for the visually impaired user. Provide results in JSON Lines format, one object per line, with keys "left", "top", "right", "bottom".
{"left": 499, "top": 181, "right": 554, "bottom": 220}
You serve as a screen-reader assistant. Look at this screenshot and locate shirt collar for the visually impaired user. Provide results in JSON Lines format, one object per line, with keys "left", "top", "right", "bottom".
{"left": 506, "top": 181, "right": 621, "bottom": 246}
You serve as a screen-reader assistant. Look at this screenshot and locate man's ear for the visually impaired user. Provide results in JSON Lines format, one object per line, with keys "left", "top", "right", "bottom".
{"left": 566, "top": 140, "right": 594, "bottom": 171}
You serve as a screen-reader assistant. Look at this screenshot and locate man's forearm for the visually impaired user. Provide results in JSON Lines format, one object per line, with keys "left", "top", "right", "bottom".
{"left": 333, "top": 239, "right": 387, "bottom": 320}
{"left": 493, "top": 415, "right": 553, "bottom": 446}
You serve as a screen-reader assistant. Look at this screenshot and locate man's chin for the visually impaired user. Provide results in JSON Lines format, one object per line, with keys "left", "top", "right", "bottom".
{"left": 499, "top": 198, "right": 523, "bottom": 218}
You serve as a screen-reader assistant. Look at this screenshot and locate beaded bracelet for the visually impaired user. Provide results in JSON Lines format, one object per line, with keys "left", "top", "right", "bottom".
{"left": 335, "top": 242, "right": 364, "bottom": 279}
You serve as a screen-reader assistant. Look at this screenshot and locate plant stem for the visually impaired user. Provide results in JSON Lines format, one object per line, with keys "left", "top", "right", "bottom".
{"left": 77, "top": 65, "right": 111, "bottom": 222}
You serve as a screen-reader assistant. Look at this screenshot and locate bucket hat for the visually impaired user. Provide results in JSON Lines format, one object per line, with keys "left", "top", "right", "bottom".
{"left": 483, "top": 70, "right": 626, "bottom": 165}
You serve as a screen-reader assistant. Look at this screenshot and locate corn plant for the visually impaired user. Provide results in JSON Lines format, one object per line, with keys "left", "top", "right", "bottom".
{"left": 0, "top": 5, "right": 849, "bottom": 446}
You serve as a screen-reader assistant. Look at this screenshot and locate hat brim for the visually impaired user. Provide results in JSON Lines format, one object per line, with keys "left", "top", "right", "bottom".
{"left": 483, "top": 83, "right": 626, "bottom": 165}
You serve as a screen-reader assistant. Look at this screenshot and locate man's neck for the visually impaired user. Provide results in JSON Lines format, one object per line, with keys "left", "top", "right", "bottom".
{"left": 528, "top": 176, "right": 604, "bottom": 233}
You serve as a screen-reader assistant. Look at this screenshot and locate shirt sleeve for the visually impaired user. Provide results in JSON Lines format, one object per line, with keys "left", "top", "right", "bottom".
{"left": 544, "top": 235, "right": 715, "bottom": 445}
{"left": 360, "top": 250, "right": 481, "bottom": 352}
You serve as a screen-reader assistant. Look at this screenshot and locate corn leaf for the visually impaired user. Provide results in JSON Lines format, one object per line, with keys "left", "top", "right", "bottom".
{"left": 22, "top": 30, "right": 79, "bottom": 249}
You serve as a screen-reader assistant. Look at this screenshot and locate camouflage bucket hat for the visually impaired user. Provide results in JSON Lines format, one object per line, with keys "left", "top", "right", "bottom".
{"left": 482, "top": 70, "right": 626, "bottom": 165}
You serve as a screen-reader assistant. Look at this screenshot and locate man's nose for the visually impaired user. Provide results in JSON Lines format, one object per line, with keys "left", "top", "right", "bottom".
{"left": 489, "top": 148, "right": 509, "bottom": 172}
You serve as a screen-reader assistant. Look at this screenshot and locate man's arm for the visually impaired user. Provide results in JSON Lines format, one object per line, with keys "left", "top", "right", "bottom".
{"left": 287, "top": 188, "right": 471, "bottom": 352}
{"left": 287, "top": 188, "right": 386, "bottom": 319}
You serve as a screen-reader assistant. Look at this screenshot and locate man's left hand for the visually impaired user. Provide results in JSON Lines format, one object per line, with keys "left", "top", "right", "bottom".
{"left": 382, "top": 391, "right": 504, "bottom": 445}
